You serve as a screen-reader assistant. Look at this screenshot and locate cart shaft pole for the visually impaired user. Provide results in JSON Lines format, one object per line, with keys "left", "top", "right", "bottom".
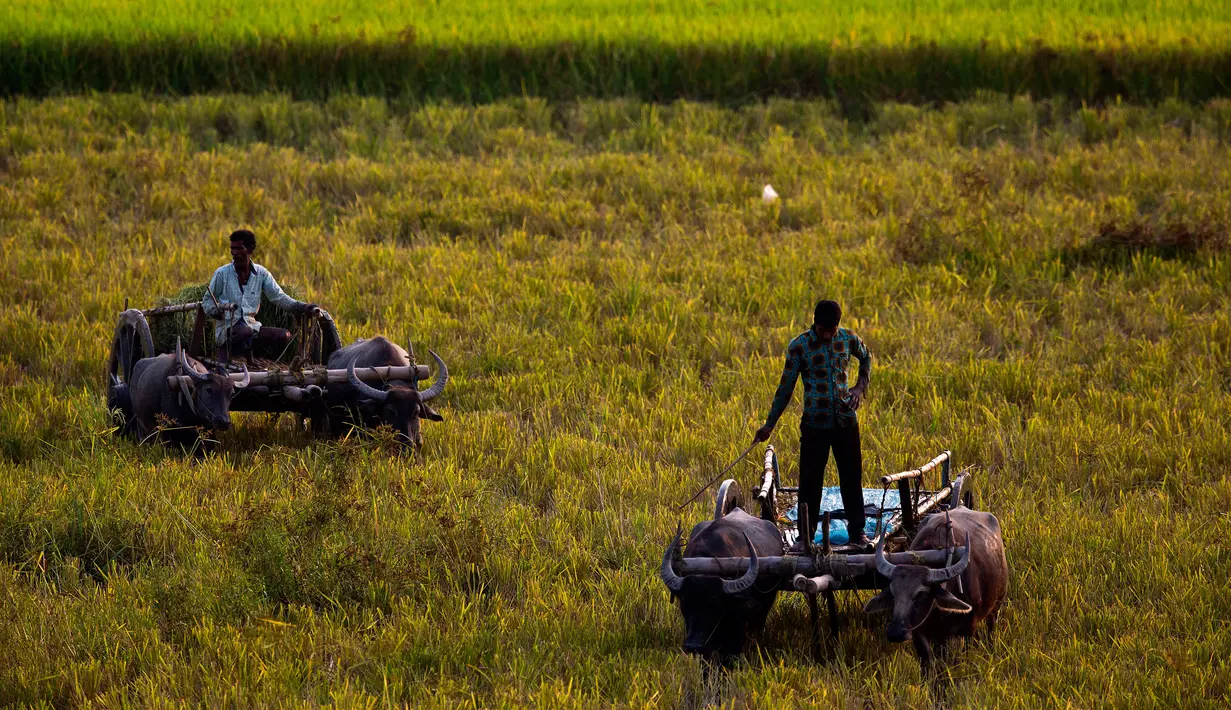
{"left": 881, "top": 450, "right": 951, "bottom": 485}
{"left": 757, "top": 446, "right": 775, "bottom": 504}
{"left": 142, "top": 303, "right": 202, "bottom": 317}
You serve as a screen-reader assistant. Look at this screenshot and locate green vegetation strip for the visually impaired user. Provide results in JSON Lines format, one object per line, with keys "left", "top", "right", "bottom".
{"left": 5, "top": 0, "right": 1231, "bottom": 102}
{"left": 2, "top": 94, "right": 1230, "bottom": 704}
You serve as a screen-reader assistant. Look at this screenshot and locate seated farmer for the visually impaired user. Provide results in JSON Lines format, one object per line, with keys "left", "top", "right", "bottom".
{"left": 201, "top": 229, "right": 319, "bottom": 362}
{"left": 753, "top": 299, "right": 872, "bottom": 549}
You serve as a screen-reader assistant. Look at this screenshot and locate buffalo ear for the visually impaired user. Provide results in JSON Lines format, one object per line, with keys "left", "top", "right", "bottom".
{"left": 863, "top": 588, "right": 893, "bottom": 614}
{"left": 421, "top": 403, "right": 443, "bottom": 422}
{"left": 933, "top": 587, "right": 972, "bottom": 614}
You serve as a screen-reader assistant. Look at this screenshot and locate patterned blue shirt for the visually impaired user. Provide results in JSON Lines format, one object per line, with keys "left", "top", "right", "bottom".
{"left": 764, "top": 327, "right": 871, "bottom": 430}
{"left": 201, "top": 263, "right": 302, "bottom": 345}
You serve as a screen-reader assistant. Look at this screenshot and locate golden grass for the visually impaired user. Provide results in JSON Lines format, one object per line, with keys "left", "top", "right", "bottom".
{"left": 1, "top": 94, "right": 1230, "bottom": 706}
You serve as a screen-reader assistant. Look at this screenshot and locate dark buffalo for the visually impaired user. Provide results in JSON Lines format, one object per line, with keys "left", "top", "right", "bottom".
{"left": 863, "top": 506, "right": 1008, "bottom": 674}
{"left": 120, "top": 341, "right": 249, "bottom": 447}
{"left": 659, "top": 508, "right": 784, "bottom": 665}
{"left": 324, "top": 337, "right": 447, "bottom": 449}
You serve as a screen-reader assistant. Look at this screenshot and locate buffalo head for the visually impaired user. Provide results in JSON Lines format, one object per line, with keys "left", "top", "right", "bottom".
{"left": 863, "top": 534, "right": 972, "bottom": 642}
{"left": 175, "top": 339, "right": 248, "bottom": 431}
{"left": 346, "top": 350, "right": 447, "bottom": 448}
{"left": 660, "top": 525, "right": 762, "bottom": 662}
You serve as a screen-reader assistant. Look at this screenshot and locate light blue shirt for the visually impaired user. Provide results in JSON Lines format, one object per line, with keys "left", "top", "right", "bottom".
{"left": 201, "top": 263, "right": 302, "bottom": 345}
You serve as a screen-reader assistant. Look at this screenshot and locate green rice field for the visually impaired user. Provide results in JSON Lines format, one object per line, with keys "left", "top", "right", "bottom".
{"left": 2, "top": 93, "right": 1230, "bottom": 706}
{"left": 4, "top": 0, "right": 1231, "bottom": 705}
{"left": 4, "top": 0, "right": 1231, "bottom": 101}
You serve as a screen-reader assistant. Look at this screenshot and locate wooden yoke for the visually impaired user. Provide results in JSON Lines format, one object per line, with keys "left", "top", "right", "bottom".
{"left": 168, "top": 364, "right": 430, "bottom": 391}
{"left": 674, "top": 548, "right": 958, "bottom": 576}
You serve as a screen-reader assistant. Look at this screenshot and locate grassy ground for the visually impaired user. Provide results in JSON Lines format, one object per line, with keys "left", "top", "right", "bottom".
{"left": 2, "top": 94, "right": 1231, "bottom": 706}
{"left": 4, "top": 0, "right": 1231, "bottom": 101}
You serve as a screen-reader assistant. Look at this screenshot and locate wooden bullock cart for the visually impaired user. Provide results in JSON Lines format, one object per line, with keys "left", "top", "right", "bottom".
{"left": 671, "top": 446, "right": 973, "bottom": 659}
{"left": 105, "top": 298, "right": 428, "bottom": 432}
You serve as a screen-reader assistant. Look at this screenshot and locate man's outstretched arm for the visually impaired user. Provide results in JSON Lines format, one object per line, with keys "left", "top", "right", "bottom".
{"left": 754, "top": 345, "right": 802, "bottom": 443}
{"left": 260, "top": 269, "right": 316, "bottom": 314}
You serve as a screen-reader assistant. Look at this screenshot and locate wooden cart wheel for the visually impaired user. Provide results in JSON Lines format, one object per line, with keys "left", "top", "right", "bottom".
{"left": 105, "top": 309, "right": 154, "bottom": 431}
{"left": 106, "top": 309, "right": 155, "bottom": 388}
{"left": 713, "top": 479, "right": 742, "bottom": 521}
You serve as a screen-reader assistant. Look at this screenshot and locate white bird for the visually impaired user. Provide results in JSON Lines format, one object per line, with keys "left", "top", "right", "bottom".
{"left": 762, "top": 184, "right": 779, "bottom": 204}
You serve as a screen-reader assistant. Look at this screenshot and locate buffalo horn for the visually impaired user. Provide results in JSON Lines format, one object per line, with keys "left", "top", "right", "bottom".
{"left": 722, "top": 532, "right": 760, "bottom": 594}
{"left": 419, "top": 350, "right": 449, "bottom": 402}
{"left": 347, "top": 360, "right": 389, "bottom": 402}
{"left": 215, "top": 363, "right": 250, "bottom": 389}
{"left": 660, "top": 524, "right": 685, "bottom": 593}
{"left": 875, "top": 535, "right": 897, "bottom": 579}
{"left": 925, "top": 534, "right": 971, "bottom": 584}
{"left": 176, "top": 338, "right": 209, "bottom": 383}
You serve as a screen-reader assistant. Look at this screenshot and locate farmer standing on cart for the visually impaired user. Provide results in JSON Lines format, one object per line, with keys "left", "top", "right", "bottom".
{"left": 202, "top": 229, "right": 319, "bottom": 363}
{"left": 753, "top": 299, "right": 872, "bottom": 550}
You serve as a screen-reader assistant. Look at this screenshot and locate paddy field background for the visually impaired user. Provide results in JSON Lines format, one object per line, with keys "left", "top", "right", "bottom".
{"left": 4, "top": 0, "right": 1231, "bottom": 102}
{"left": 2, "top": 2, "right": 1230, "bottom": 707}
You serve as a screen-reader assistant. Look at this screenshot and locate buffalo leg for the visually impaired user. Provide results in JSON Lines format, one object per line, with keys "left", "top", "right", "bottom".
{"left": 931, "top": 640, "right": 956, "bottom": 694}
{"left": 329, "top": 406, "right": 348, "bottom": 438}
{"left": 936, "top": 638, "right": 952, "bottom": 664}
{"left": 742, "top": 601, "right": 770, "bottom": 657}
{"left": 308, "top": 402, "right": 331, "bottom": 438}
{"left": 913, "top": 635, "right": 934, "bottom": 676}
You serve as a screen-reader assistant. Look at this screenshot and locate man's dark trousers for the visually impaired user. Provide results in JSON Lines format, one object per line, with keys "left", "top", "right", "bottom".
{"left": 799, "top": 422, "right": 864, "bottom": 544}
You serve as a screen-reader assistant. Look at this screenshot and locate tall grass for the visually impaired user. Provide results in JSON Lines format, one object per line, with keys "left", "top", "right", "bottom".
{"left": 1, "top": 94, "right": 1230, "bottom": 705}
{"left": 4, "top": 0, "right": 1231, "bottom": 102}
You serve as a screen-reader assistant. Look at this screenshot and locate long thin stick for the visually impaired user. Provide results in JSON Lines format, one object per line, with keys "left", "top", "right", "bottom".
{"left": 205, "top": 284, "right": 222, "bottom": 312}
{"left": 676, "top": 441, "right": 759, "bottom": 511}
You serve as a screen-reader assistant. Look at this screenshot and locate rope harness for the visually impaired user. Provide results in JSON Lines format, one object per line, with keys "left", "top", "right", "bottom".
{"left": 908, "top": 600, "right": 939, "bottom": 632}
{"left": 875, "top": 485, "right": 889, "bottom": 540}
{"left": 944, "top": 508, "right": 964, "bottom": 595}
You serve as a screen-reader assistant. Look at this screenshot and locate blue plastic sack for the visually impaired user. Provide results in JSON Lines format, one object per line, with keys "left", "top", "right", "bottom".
{"left": 784, "top": 487, "right": 900, "bottom": 545}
